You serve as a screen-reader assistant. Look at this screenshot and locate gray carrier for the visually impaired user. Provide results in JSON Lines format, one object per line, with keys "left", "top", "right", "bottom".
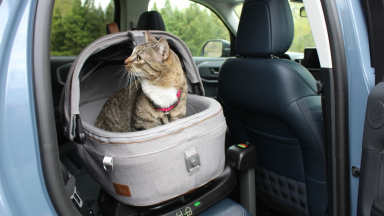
{"left": 61, "top": 31, "right": 226, "bottom": 206}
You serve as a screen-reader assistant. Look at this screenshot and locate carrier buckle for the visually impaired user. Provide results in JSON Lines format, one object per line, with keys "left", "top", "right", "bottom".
{"left": 74, "top": 115, "right": 86, "bottom": 144}
{"left": 184, "top": 147, "right": 200, "bottom": 175}
{"left": 103, "top": 156, "right": 114, "bottom": 172}
{"left": 70, "top": 186, "right": 83, "bottom": 208}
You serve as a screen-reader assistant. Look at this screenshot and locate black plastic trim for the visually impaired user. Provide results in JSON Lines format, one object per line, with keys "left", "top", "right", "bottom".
{"left": 33, "top": 0, "right": 81, "bottom": 215}
{"left": 114, "top": 0, "right": 121, "bottom": 29}
{"left": 319, "top": 0, "right": 350, "bottom": 215}
{"left": 364, "top": 0, "right": 384, "bottom": 84}
{"left": 99, "top": 163, "right": 237, "bottom": 216}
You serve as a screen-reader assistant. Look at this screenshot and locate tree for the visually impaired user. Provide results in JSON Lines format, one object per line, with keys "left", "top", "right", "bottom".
{"left": 152, "top": 2, "right": 159, "bottom": 11}
{"left": 105, "top": 1, "right": 115, "bottom": 23}
{"left": 51, "top": 7, "right": 66, "bottom": 55}
{"left": 51, "top": 0, "right": 115, "bottom": 56}
{"left": 153, "top": 0, "right": 230, "bottom": 56}
{"left": 287, "top": 2, "right": 315, "bottom": 52}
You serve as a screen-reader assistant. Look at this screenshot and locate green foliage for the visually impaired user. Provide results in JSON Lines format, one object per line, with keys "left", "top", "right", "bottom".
{"left": 50, "top": 0, "right": 313, "bottom": 56}
{"left": 50, "top": 0, "right": 115, "bottom": 56}
{"left": 288, "top": 2, "right": 315, "bottom": 52}
{"left": 153, "top": 0, "right": 230, "bottom": 56}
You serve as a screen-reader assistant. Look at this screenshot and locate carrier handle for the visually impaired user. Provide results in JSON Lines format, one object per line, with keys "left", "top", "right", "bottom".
{"left": 128, "top": 31, "right": 146, "bottom": 46}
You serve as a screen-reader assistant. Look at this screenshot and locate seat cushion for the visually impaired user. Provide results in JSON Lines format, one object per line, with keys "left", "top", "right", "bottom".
{"left": 198, "top": 199, "right": 252, "bottom": 216}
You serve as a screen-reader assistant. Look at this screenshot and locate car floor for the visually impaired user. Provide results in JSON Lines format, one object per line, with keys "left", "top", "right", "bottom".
{"left": 59, "top": 142, "right": 101, "bottom": 215}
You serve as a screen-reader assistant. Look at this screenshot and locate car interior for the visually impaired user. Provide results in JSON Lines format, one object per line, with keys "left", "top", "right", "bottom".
{"left": 49, "top": 0, "right": 325, "bottom": 215}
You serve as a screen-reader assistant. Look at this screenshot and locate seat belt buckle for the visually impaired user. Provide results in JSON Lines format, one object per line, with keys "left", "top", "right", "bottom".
{"left": 226, "top": 142, "right": 257, "bottom": 170}
{"left": 70, "top": 186, "right": 83, "bottom": 208}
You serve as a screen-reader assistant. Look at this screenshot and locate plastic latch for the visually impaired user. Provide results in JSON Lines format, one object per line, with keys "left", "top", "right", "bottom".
{"left": 226, "top": 142, "right": 257, "bottom": 170}
{"left": 316, "top": 81, "right": 323, "bottom": 94}
{"left": 103, "top": 156, "right": 114, "bottom": 172}
{"left": 74, "top": 115, "right": 86, "bottom": 144}
{"left": 184, "top": 147, "right": 200, "bottom": 175}
{"left": 70, "top": 186, "right": 83, "bottom": 208}
{"left": 186, "top": 155, "right": 201, "bottom": 170}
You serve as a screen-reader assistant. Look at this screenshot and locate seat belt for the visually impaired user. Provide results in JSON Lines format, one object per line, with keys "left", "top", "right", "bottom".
{"left": 60, "top": 163, "right": 93, "bottom": 216}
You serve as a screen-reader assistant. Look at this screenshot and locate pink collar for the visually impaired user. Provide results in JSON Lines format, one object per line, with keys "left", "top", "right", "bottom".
{"left": 150, "top": 89, "right": 181, "bottom": 114}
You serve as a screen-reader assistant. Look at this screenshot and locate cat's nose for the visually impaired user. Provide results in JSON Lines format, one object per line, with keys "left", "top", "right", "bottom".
{"left": 124, "top": 58, "right": 130, "bottom": 65}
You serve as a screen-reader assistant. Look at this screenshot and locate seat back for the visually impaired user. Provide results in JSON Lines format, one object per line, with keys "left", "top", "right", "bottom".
{"left": 218, "top": 0, "right": 327, "bottom": 215}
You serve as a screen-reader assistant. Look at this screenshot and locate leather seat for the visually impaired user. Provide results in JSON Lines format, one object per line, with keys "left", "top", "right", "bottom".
{"left": 198, "top": 199, "right": 252, "bottom": 216}
{"left": 217, "top": 0, "right": 327, "bottom": 216}
{"left": 136, "top": 11, "right": 166, "bottom": 31}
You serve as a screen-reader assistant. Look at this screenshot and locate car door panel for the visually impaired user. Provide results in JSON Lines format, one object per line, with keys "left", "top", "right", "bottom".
{"left": 193, "top": 57, "right": 227, "bottom": 99}
{"left": 50, "top": 57, "right": 76, "bottom": 145}
{"left": 50, "top": 56, "right": 76, "bottom": 119}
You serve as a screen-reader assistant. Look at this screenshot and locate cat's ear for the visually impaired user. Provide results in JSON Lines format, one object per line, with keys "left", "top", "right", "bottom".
{"left": 145, "top": 31, "right": 158, "bottom": 42}
{"left": 156, "top": 38, "right": 170, "bottom": 60}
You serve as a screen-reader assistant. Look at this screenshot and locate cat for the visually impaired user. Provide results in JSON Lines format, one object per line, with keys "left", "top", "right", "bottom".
{"left": 94, "top": 31, "right": 188, "bottom": 132}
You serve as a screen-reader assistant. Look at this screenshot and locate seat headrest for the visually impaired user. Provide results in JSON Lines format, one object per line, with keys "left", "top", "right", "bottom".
{"left": 236, "top": 0, "right": 294, "bottom": 56}
{"left": 137, "top": 11, "right": 166, "bottom": 31}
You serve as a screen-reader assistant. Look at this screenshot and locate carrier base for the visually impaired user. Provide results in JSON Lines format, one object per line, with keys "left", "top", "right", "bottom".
{"left": 98, "top": 163, "right": 236, "bottom": 216}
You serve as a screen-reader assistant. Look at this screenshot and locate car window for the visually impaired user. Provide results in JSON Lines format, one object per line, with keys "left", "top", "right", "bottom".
{"left": 234, "top": 1, "right": 315, "bottom": 53}
{"left": 50, "top": 0, "right": 115, "bottom": 56}
{"left": 148, "top": 0, "right": 230, "bottom": 57}
{"left": 234, "top": 4, "right": 242, "bottom": 18}
{"left": 287, "top": 2, "right": 315, "bottom": 52}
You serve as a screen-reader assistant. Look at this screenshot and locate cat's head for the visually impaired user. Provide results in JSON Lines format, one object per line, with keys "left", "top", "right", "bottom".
{"left": 124, "top": 31, "right": 171, "bottom": 80}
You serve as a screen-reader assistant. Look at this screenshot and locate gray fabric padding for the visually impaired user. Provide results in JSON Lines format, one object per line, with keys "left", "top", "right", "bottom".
{"left": 62, "top": 30, "right": 226, "bottom": 206}
{"left": 75, "top": 94, "right": 226, "bottom": 206}
{"left": 63, "top": 31, "right": 204, "bottom": 141}
{"left": 80, "top": 95, "right": 210, "bottom": 126}
{"left": 78, "top": 64, "right": 210, "bottom": 126}
{"left": 77, "top": 94, "right": 226, "bottom": 206}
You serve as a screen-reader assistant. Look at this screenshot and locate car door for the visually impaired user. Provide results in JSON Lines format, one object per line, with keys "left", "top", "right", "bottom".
{"left": 357, "top": 0, "right": 384, "bottom": 215}
{"left": 193, "top": 56, "right": 227, "bottom": 99}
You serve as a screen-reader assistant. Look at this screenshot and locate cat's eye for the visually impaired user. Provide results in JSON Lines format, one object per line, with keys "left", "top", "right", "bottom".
{"left": 137, "top": 55, "right": 143, "bottom": 61}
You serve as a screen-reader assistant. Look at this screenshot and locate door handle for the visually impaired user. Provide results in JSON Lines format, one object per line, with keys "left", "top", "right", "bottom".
{"left": 209, "top": 67, "right": 220, "bottom": 75}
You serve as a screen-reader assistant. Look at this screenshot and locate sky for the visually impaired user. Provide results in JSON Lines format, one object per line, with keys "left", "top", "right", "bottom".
{"left": 92, "top": 0, "right": 192, "bottom": 10}
{"left": 148, "top": 0, "right": 191, "bottom": 10}
{"left": 94, "top": 0, "right": 112, "bottom": 9}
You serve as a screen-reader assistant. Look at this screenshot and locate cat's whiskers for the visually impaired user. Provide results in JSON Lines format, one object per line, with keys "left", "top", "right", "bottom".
{"left": 112, "top": 66, "right": 127, "bottom": 77}
{"left": 118, "top": 67, "right": 129, "bottom": 87}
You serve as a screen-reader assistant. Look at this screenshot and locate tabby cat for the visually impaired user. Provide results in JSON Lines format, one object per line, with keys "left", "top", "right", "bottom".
{"left": 94, "top": 31, "right": 187, "bottom": 132}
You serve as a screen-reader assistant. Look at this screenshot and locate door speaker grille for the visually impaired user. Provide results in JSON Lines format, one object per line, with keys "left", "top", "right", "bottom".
{"left": 368, "top": 100, "right": 384, "bottom": 129}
